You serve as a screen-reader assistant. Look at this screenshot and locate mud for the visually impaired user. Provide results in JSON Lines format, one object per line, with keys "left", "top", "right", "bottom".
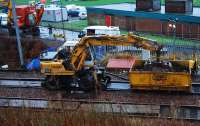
{"left": 0, "top": 34, "right": 63, "bottom": 69}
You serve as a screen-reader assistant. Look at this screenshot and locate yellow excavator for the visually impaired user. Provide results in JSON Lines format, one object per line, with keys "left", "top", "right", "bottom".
{"left": 40, "top": 34, "right": 198, "bottom": 92}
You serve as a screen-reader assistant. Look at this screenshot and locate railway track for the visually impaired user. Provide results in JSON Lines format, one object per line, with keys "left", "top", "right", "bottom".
{"left": 0, "top": 73, "right": 199, "bottom": 101}
{"left": 0, "top": 78, "right": 200, "bottom": 121}
{"left": 0, "top": 78, "right": 199, "bottom": 105}
{"left": 0, "top": 78, "right": 199, "bottom": 94}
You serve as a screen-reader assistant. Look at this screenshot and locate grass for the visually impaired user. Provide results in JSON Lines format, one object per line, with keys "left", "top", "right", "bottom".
{"left": 41, "top": 20, "right": 88, "bottom": 31}
{"left": 142, "top": 34, "right": 200, "bottom": 47}
{"left": 0, "top": 108, "right": 198, "bottom": 126}
{"left": 41, "top": 20, "right": 200, "bottom": 47}
{"left": 15, "top": 0, "right": 200, "bottom": 7}
{"left": 121, "top": 30, "right": 199, "bottom": 46}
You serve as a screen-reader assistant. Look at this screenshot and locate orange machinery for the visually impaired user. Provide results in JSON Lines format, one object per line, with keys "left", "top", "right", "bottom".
{"left": 7, "top": 0, "right": 44, "bottom": 36}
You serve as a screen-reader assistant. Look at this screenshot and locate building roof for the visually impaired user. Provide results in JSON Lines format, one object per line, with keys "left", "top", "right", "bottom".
{"left": 106, "top": 58, "right": 135, "bottom": 69}
{"left": 87, "top": 3, "right": 200, "bottom": 23}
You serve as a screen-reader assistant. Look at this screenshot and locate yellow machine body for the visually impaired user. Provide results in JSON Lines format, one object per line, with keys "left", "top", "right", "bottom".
{"left": 128, "top": 60, "right": 195, "bottom": 92}
{"left": 129, "top": 71, "right": 191, "bottom": 91}
{"left": 41, "top": 61, "right": 75, "bottom": 76}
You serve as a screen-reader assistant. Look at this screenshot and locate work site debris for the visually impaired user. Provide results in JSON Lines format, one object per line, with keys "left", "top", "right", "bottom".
{"left": 0, "top": 36, "right": 47, "bottom": 69}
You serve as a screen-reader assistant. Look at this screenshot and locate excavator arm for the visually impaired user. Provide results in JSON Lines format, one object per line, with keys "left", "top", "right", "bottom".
{"left": 7, "top": 0, "right": 12, "bottom": 22}
{"left": 69, "top": 34, "right": 162, "bottom": 71}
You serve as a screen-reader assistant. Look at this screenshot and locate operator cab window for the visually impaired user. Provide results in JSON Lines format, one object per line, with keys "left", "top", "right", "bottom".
{"left": 87, "top": 29, "right": 95, "bottom": 35}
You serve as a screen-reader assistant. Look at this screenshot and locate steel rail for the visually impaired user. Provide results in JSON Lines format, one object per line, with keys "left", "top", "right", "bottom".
{"left": 0, "top": 78, "right": 200, "bottom": 94}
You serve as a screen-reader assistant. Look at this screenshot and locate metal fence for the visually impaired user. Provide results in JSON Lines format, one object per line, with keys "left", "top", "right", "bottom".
{"left": 94, "top": 44, "right": 200, "bottom": 62}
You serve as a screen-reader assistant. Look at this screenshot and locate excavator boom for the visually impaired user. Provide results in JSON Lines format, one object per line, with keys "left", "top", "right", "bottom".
{"left": 77, "top": 34, "right": 161, "bottom": 50}
{"left": 70, "top": 34, "right": 162, "bottom": 71}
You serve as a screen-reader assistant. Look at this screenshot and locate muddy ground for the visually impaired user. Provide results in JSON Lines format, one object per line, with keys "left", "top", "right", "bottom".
{"left": 0, "top": 32, "right": 63, "bottom": 69}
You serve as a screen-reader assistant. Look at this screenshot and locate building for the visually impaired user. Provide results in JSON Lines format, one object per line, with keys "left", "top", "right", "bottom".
{"left": 87, "top": 3, "right": 200, "bottom": 40}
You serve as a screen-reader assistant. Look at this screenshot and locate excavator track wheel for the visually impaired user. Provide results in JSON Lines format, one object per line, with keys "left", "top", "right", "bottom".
{"left": 44, "top": 76, "right": 61, "bottom": 90}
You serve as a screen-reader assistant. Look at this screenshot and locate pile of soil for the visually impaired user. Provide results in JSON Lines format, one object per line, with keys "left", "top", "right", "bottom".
{"left": 0, "top": 36, "right": 47, "bottom": 69}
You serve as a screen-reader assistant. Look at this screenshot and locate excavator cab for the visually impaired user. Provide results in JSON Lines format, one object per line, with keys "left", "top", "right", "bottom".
{"left": 41, "top": 46, "right": 111, "bottom": 91}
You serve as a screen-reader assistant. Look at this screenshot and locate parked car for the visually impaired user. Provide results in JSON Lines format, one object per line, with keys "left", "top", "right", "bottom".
{"left": 0, "top": 13, "right": 8, "bottom": 27}
{"left": 66, "top": 4, "right": 87, "bottom": 19}
{"left": 78, "top": 11, "right": 87, "bottom": 20}
{"left": 77, "top": 7, "right": 87, "bottom": 19}
{"left": 67, "top": 10, "right": 79, "bottom": 17}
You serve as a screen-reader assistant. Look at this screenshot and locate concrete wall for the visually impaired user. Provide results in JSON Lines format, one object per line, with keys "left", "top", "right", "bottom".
{"left": 88, "top": 13, "right": 105, "bottom": 26}
{"left": 135, "top": 18, "right": 163, "bottom": 33}
{"left": 88, "top": 13, "right": 200, "bottom": 40}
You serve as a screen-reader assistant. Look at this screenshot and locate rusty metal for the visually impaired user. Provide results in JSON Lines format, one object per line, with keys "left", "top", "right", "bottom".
{"left": 106, "top": 58, "right": 135, "bottom": 69}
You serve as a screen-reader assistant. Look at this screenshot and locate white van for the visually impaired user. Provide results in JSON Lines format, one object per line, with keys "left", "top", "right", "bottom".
{"left": 78, "top": 11, "right": 87, "bottom": 20}
{"left": 0, "top": 13, "right": 8, "bottom": 27}
{"left": 58, "top": 40, "right": 79, "bottom": 51}
{"left": 78, "top": 26, "right": 120, "bottom": 38}
{"left": 83, "top": 26, "right": 120, "bottom": 36}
